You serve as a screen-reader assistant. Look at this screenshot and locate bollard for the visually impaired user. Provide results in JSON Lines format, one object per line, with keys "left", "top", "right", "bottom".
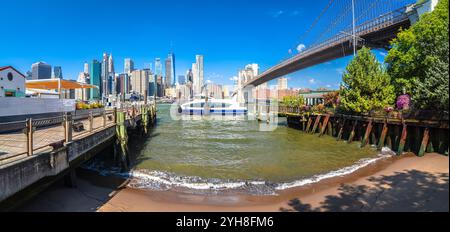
{"left": 64, "top": 113, "right": 73, "bottom": 143}
{"left": 26, "top": 118, "right": 34, "bottom": 156}
{"left": 103, "top": 110, "right": 107, "bottom": 128}
{"left": 113, "top": 107, "right": 118, "bottom": 124}
{"left": 89, "top": 111, "right": 93, "bottom": 132}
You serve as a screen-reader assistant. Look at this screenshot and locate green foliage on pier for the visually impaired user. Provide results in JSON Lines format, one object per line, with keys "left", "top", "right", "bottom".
{"left": 386, "top": 0, "right": 449, "bottom": 111}
{"left": 340, "top": 47, "right": 395, "bottom": 114}
{"left": 281, "top": 95, "right": 305, "bottom": 108}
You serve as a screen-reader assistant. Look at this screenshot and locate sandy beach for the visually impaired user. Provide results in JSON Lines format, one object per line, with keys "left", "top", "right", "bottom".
{"left": 97, "top": 153, "right": 449, "bottom": 212}
{"left": 18, "top": 153, "right": 448, "bottom": 212}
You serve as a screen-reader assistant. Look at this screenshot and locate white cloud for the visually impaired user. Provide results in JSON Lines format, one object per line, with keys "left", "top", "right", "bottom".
{"left": 229, "top": 76, "right": 238, "bottom": 81}
{"left": 297, "top": 44, "right": 306, "bottom": 53}
{"left": 272, "top": 10, "right": 284, "bottom": 18}
{"left": 206, "top": 80, "right": 212, "bottom": 84}
{"left": 291, "top": 10, "right": 300, "bottom": 16}
{"left": 308, "top": 78, "right": 316, "bottom": 84}
{"left": 326, "top": 84, "right": 332, "bottom": 88}
{"left": 379, "top": 52, "right": 388, "bottom": 57}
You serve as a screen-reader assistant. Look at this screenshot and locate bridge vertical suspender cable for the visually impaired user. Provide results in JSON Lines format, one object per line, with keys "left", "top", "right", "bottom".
{"left": 352, "top": 0, "right": 356, "bottom": 56}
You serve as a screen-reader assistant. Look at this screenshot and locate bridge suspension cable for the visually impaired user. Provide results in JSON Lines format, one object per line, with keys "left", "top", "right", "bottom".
{"left": 311, "top": 0, "right": 353, "bottom": 48}
{"left": 297, "top": 0, "right": 336, "bottom": 42}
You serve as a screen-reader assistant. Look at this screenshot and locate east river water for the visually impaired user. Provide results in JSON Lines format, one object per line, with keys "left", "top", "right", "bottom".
{"left": 95, "top": 104, "right": 388, "bottom": 194}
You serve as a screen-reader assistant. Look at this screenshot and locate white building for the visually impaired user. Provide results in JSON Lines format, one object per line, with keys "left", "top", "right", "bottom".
{"left": 124, "top": 58, "right": 134, "bottom": 74}
{"left": 206, "top": 83, "right": 223, "bottom": 99}
{"left": 236, "top": 63, "right": 259, "bottom": 103}
{"left": 278, "top": 77, "right": 288, "bottom": 90}
{"left": 76, "top": 72, "right": 90, "bottom": 101}
{"left": 176, "top": 84, "right": 192, "bottom": 101}
{"left": 0, "top": 66, "right": 26, "bottom": 97}
{"left": 192, "top": 55, "right": 204, "bottom": 96}
{"left": 130, "top": 69, "right": 151, "bottom": 98}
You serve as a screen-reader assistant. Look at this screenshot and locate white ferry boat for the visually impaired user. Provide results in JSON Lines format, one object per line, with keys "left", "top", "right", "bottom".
{"left": 178, "top": 98, "right": 247, "bottom": 115}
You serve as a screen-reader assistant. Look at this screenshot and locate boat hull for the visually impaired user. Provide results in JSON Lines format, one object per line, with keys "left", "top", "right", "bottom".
{"left": 181, "top": 109, "right": 247, "bottom": 115}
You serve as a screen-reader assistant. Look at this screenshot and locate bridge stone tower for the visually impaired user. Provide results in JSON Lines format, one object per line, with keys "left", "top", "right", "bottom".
{"left": 407, "top": 0, "right": 439, "bottom": 24}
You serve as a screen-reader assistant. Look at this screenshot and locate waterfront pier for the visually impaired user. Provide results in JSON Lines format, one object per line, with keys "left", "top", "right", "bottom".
{"left": 279, "top": 107, "right": 449, "bottom": 157}
{"left": 0, "top": 103, "right": 156, "bottom": 209}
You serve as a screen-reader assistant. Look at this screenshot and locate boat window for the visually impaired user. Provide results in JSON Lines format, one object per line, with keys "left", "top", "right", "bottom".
{"left": 209, "top": 103, "right": 232, "bottom": 108}
{"left": 191, "top": 103, "right": 205, "bottom": 108}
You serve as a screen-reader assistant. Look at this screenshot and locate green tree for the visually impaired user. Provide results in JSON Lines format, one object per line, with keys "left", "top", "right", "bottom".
{"left": 281, "top": 95, "right": 305, "bottom": 108}
{"left": 385, "top": 0, "right": 449, "bottom": 111}
{"left": 340, "top": 47, "right": 395, "bottom": 114}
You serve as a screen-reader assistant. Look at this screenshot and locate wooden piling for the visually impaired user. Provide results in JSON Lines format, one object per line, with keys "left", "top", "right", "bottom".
{"left": 347, "top": 120, "right": 358, "bottom": 143}
{"left": 319, "top": 114, "right": 330, "bottom": 137}
{"left": 418, "top": 128, "right": 430, "bottom": 157}
{"left": 397, "top": 124, "right": 408, "bottom": 155}
{"left": 361, "top": 120, "right": 373, "bottom": 148}
{"left": 311, "top": 115, "right": 321, "bottom": 134}
{"left": 337, "top": 118, "right": 346, "bottom": 141}
{"left": 327, "top": 121, "right": 333, "bottom": 136}
{"left": 116, "top": 111, "right": 129, "bottom": 171}
{"left": 377, "top": 122, "right": 389, "bottom": 151}
{"left": 305, "top": 117, "right": 313, "bottom": 133}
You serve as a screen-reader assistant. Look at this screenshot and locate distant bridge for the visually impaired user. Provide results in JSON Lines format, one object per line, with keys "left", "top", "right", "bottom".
{"left": 238, "top": 0, "right": 434, "bottom": 89}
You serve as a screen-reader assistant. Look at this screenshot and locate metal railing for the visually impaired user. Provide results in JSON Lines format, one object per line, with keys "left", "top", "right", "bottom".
{"left": 0, "top": 102, "right": 153, "bottom": 164}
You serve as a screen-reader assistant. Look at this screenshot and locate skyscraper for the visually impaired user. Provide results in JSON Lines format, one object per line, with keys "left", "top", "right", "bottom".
{"left": 31, "top": 62, "right": 52, "bottom": 80}
{"left": 165, "top": 53, "right": 176, "bottom": 87}
{"left": 117, "top": 73, "right": 130, "bottom": 97}
{"left": 186, "top": 69, "right": 193, "bottom": 83}
{"left": 149, "top": 72, "right": 156, "bottom": 97}
{"left": 178, "top": 75, "right": 186, "bottom": 85}
{"left": 192, "top": 55, "right": 204, "bottom": 95}
{"left": 130, "top": 69, "right": 151, "bottom": 98}
{"left": 84, "top": 62, "right": 89, "bottom": 74}
{"left": 101, "top": 53, "right": 109, "bottom": 98}
{"left": 53, "top": 66, "right": 63, "bottom": 79}
{"left": 90, "top": 60, "right": 102, "bottom": 100}
{"left": 278, "top": 77, "right": 288, "bottom": 90}
{"left": 155, "top": 58, "right": 162, "bottom": 76}
{"left": 108, "top": 54, "right": 116, "bottom": 95}
{"left": 124, "top": 58, "right": 134, "bottom": 74}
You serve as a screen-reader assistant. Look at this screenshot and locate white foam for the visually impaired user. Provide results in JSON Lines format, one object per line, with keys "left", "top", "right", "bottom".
{"left": 275, "top": 152, "right": 392, "bottom": 190}
{"left": 83, "top": 148, "right": 394, "bottom": 194}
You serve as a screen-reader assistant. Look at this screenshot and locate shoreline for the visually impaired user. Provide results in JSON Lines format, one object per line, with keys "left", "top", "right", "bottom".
{"left": 17, "top": 153, "right": 449, "bottom": 212}
{"left": 101, "top": 153, "right": 448, "bottom": 212}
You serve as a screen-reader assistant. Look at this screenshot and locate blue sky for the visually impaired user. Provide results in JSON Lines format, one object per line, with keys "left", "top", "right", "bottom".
{"left": 0, "top": 0, "right": 404, "bottom": 89}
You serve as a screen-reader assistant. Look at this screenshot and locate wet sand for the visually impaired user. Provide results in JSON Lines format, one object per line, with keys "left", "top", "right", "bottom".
{"left": 18, "top": 153, "right": 449, "bottom": 212}
{"left": 98, "top": 153, "right": 449, "bottom": 212}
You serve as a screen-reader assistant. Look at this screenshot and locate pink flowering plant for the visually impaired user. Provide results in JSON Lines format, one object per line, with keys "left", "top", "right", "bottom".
{"left": 396, "top": 94, "right": 410, "bottom": 110}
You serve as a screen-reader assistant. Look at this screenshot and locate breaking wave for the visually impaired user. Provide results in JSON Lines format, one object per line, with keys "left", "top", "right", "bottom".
{"left": 82, "top": 147, "right": 394, "bottom": 196}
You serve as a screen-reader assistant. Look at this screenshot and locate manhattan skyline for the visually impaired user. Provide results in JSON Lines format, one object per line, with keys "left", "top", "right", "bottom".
{"left": 1, "top": 0, "right": 390, "bottom": 89}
